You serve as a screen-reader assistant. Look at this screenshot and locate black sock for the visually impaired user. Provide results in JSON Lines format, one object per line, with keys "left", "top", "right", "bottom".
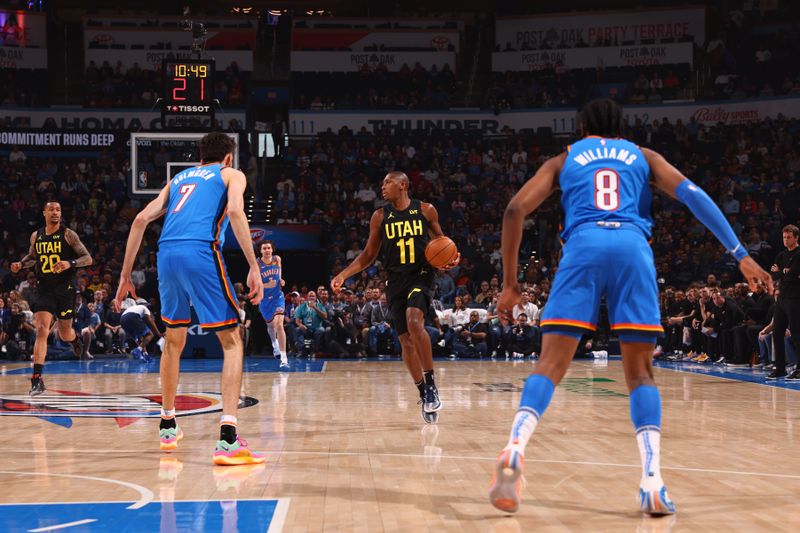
{"left": 33, "top": 364, "right": 44, "bottom": 379}
{"left": 415, "top": 379, "right": 425, "bottom": 398}
{"left": 160, "top": 417, "right": 177, "bottom": 430}
{"left": 220, "top": 424, "right": 237, "bottom": 445}
{"left": 423, "top": 369, "right": 435, "bottom": 387}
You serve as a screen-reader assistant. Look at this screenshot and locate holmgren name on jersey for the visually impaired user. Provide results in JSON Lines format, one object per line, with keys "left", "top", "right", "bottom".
{"left": 173, "top": 167, "right": 216, "bottom": 185}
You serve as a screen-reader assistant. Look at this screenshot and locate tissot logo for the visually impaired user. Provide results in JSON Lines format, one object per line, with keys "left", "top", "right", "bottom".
{"left": 0, "top": 390, "right": 258, "bottom": 425}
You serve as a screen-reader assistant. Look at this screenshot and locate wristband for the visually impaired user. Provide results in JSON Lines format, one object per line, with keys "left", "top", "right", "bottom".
{"left": 675, "top": 180, "right": 749, "bottom": 261}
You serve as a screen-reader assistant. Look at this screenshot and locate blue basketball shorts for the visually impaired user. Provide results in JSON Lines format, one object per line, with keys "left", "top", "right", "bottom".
{"left": 259, "top": 290, "right": 285, "bottom": 323}
{"left": 157, "top": 242, "right": 240, "bottom": 331}
{"left": 540, "top": 223, "right": 663, "bottom": 342}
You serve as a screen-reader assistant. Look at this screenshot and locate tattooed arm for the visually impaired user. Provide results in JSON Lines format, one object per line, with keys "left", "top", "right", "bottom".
{"left": 55, "top": 228, "right": 94, "bottom": 273}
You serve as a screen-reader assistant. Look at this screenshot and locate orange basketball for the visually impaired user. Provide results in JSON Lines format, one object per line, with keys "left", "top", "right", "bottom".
{"left": 425, "top": 236, "right": 458, "bottom": 268}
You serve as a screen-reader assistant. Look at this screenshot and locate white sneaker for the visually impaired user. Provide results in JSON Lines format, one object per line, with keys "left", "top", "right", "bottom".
{"left": 638, "top": 485, "right": 676, "bottom": 515}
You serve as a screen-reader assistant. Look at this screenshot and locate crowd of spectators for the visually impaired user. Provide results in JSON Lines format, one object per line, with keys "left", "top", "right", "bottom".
{"left": 705, "top": 3, "right": 800, "bottom": 101}
{"left": 292, "top": 62, "right": 457, "bottom": 110}
{"left": 2, "top": 113, "right": 800, "bottom": 365}
{"left": 83, "top": 60, "right": 248, "bottom": 108}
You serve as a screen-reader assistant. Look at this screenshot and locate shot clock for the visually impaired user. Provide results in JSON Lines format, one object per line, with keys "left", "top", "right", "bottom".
{"left": 161, "top": 59, "right": 216, "bottom": 128}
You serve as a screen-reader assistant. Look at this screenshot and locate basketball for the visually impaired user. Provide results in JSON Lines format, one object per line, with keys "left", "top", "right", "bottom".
{"left": 425, "top": 236, "right": 458, "bottom": 268}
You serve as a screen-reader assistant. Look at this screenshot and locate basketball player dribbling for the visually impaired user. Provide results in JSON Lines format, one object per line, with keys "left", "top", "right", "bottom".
{"left": 257, "top": 240, "right": 290, "bottom": 371}
{"left": 331, "top": 171, "right": 459, "bottom": 423}
{"left": 115, "top": 132, "right": 265, "bottom": 465}
{"left": 11, "top": 201, "right": 93, "bottom": 395}
{"left": 488, "top": 99, "right": 773, "bottom": 514}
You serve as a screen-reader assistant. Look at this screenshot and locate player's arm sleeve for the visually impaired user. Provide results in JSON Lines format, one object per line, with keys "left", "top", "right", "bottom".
{"left": 647, "top": 147, "right": 747, "bottom": 261}
{"left": 674, "top": 181, "right": 748, "bottom": 261}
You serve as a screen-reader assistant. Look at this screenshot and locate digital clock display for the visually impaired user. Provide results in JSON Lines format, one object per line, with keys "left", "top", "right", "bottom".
{"left": 163, "top": 59, "right": 215, "bottom": 106}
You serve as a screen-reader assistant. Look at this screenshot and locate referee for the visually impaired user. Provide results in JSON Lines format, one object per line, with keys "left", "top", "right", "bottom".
{"left": 768, "top": 224, "right": 800, "bottom": 381}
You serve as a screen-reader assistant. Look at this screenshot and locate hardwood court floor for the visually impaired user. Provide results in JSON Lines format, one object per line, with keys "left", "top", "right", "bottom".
{"left": 1, "top": 357, "right": 799, "bottom": 532}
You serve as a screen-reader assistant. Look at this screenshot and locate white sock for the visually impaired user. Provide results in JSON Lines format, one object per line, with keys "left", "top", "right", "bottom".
{"left": 504, "top": 408, "right": 539, "bottom": 455}
{"left": 220, "top": 414, "right": 237, "bottom": 426}
{"left": 271, "top": 336, "right": 280, "bottom": 353}
{"left": 280, "top": 350, "right": 287, "bottom": 364}
{"left": 636, "top": 429, "right": 664, "bottom": 490}
{"left": 161, "top": 408, "right": 176, "bottom": 418}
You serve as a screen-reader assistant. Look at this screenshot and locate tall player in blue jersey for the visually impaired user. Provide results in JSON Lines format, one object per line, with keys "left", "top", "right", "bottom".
{"left": 258, "top": 240, "right": 290, "bottom": 371}
{"left": 488, "top": 99, "right": 772, "bottom": 515}
{"left": 115, "top": 133, "right": 265, "bottom": 466}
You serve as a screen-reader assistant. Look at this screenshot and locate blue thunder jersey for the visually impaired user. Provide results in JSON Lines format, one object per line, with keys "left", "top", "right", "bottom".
{"left": 259, "top": 257, "right": 281, "bottom": 291}
{"left": 159, "top": 163, "right": 230, "bottom": 246}
{"left": 559, "top": 137, "right": 652, "bottom": 241}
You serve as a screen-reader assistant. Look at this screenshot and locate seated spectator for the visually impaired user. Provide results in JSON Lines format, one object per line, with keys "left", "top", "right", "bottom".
{"left": 294, "top": 290, "right": 328, "bottom": 356}
{"left": 452, "top": 310, "right": 488, "bottom": 358}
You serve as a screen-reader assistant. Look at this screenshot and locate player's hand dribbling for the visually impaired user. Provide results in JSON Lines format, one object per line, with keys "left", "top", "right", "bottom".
{"left": 247, "top": 267, "right": 264, "bottom": 305}
{"left": 497, "top": 285, "right": 522, "bottom": 326}
{"left": 437, "top": 252, "right": 461, "bottom": 272}
{"left": 10, "top": 262, "right": 21, "bottom": 273}
{"left": 330, "top": 274, "right": 345, "bottom": 294}
{"left": 738, "top": 256, "right": 773, "bottom": 293}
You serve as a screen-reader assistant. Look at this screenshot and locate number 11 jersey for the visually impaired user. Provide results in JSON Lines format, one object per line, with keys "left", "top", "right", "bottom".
{"left": 380, "top": 199, "right": 433, "bottom": 298}
{"left": 559, "top": 137, "right": 652, "bottom": 242}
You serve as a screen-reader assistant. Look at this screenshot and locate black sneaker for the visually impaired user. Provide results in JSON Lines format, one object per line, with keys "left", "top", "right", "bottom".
{"left": 766, "top": 370, "right": 788, "bottom": 380}
{"left": 418, "top": 400, "right": 439, "bottom": 424}
{"left": 29, "top": 377, "right": 46, "bottom": 396}
{"left": 423, "top": 384, "right": 441, "bottom": 413}
{"left": 786, "top": 369, "right": 800, "bottom": 381}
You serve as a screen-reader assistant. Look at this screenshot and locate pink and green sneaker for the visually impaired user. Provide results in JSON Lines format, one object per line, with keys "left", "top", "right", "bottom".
{"left": 213, "top": 436, "right": 265, "bottom": 466}
{"left": 159, "top": 426, "right": 184, "bottom": 451}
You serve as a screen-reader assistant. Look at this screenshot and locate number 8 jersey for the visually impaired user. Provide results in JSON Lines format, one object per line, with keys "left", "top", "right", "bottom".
{"left": 159, "top": 163, "right": 230, "bottom": 246}
{"left": 559, "top": 137, "right": 652, "bottom": 242}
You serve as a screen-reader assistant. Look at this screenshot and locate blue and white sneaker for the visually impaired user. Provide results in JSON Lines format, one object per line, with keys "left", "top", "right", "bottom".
{"left": 279, "top": 362, "right": 290, "bottom": 372}
{"left": 639, "top": 486, "right": 676, "bottom": 515}
{"left": 131, "top": 347, "right": 143, "bottom": 360}
{"left": 423, "top": 384, "right": 441, "bottom": 413}
{"left": 141, "top": 350, "right": 153, "bottom": 363}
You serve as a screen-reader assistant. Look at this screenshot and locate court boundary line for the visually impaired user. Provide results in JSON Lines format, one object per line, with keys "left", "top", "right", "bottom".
{"left": 267, "top": 498, "right": 291, "bottom": 533}
{"left": 28, "top": 518, "right": 97, "bottom": 532}
{"left": 653, "top": 361, "right": 800, "bottom": 391}
{"left": 0, "top": 471, "right": 153, "bottom": 509}
{"left": 3, "top": 453, "right": 799, "bottom": 481}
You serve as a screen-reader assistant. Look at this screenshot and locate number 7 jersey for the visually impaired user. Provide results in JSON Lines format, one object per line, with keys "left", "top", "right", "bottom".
{"left": 159, "top": 163, "right": 230, "bottom": 246}
{"left": 559, "top": 137, "right": 653, "bottom": 242}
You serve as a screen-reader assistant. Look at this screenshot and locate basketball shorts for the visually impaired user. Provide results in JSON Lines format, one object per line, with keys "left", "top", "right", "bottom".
{"left": 540, "top": 222, "right": 663, "bottom": 343}
{"left": 121, "top": 312, "right": 149, "bottom": 341}
{"left": 387, "top": 278, "right": 434, "bottom": 336}
{"left": 32, "top": 283, "right": 76, "bottom": 320}
{"left": 157, "top": 242, "right": 240, "bottom": 331}
{"left": 259, "top": 291, "right": 285, "bottom": 322}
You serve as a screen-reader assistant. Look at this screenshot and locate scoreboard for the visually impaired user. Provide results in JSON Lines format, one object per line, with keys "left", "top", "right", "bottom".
{"left": 161, "top": 59, "right": 215, "bottom": 128}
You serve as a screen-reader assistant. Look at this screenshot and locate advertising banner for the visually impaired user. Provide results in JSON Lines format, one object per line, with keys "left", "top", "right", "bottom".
{"left": 492, "top": 42, "right": 693, "bottom": 71}
{"left": 0, "top": 10, "right": 47, "bottom": 68}
{"left": 0, "top": 130, "right": 123, "bottom": 151}
{"left": 290, "top": 97, "right": 800, "bottom": 136}
{"left": 0, "top": 108, "right": 246, "bottom": 130}
{"left": 292, "top": 29, "right": 459, "bottom": 52}
{"left": 0, "top": 10, "right": 46, "bottom": 47}
{"left": 85, "top": 49, "right": 253, "bottom": 71}
{"left": 291, "top": 50, "right": 456, "bottom": 72}
{"left": 85, "top": 28, "right": 255, "bottom": 51}
{"left": 223, "top": 225, "right": 322, "bottom": 251}
{"left": 496, "top": 7, "right": 705, "bottom": 49}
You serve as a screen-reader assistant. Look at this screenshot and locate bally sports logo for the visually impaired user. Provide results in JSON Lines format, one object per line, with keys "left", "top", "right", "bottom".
{"left": 0, "top": 390, "right": 258, "bottom": 427}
